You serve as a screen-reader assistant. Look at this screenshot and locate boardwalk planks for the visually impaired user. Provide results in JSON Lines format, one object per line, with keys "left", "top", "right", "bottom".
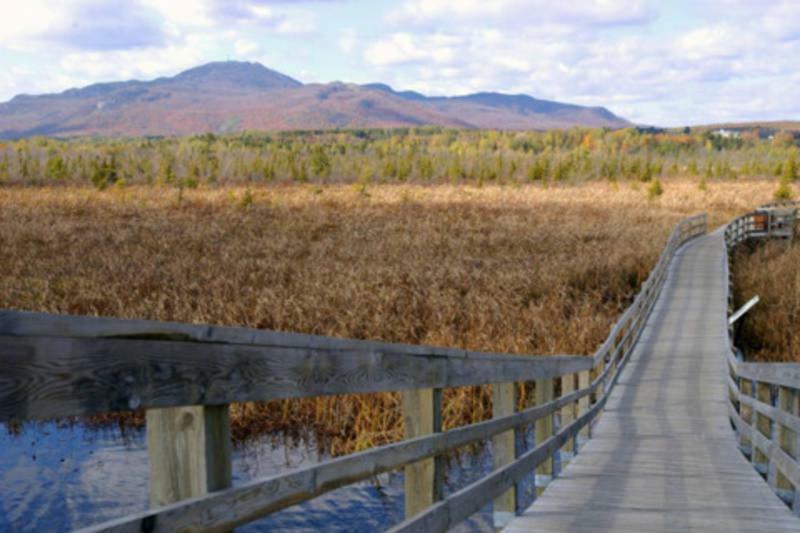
{"left": 507, "top": 226, "right": 800, "bottom": 532}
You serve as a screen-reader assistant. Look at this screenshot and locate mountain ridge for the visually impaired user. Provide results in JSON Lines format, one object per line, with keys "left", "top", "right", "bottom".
{"left": 0, "top": 61, "right": 630, "bottom": 139}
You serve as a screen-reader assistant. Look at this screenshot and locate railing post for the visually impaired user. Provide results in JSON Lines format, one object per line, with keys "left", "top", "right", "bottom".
{"left": 771, "top": 386, "right": 798, "bottom": 509}
{"left": 591, "top": 359, "right": 602, "bottom": 410}
{"left": 739, "top": 378, "right": 753, "bottom": 454}
{"left": 577, "top": 369, "right": 590, "bottom": 443}
{"left": 753, "top": 381, "right": 771, "bottom": 474}
{"left": 492, "top": 382, "right": 517, "bottom": 528}
{"left": 147, "top": 404, "right": 232, "bottom": 508}
{"left": 535, "top": 377, "right": 554, "bottom": 496}
{"left": 402, "top": 387, "right": 443, "bottom": 518}
{"left": 607, "top": 337, "right": 619, "bottom": 395}
{"left": 560, "top": 373, "right": 576, "bottom": 464}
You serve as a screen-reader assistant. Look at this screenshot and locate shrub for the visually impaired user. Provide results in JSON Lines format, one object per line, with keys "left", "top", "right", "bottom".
{"left": 783, "top": 155, "right": 798, "bottom": 182}
{"left": 240, "top": 189, "right": 254, "bottom": 208}
{"left": 647, "top": 178, "right": 664, "bottom": 200}
{"left": 774, "top": 178, "right": 793, "bottom": 200}
{"left": 90, "top": 157, "right": 118, "bottom": 190}
{"left": 45, "top": 155, "right": 67, "bottom": 180}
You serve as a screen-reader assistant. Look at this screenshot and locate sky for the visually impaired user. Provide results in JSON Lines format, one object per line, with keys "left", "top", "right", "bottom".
{"left": 0, "top": 0, "right": 798, "bottom": 127}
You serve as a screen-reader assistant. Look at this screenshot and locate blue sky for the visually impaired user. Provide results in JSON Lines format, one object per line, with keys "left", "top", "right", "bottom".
{"left": 0, "top": 0, "right": 798, "bottom": 126}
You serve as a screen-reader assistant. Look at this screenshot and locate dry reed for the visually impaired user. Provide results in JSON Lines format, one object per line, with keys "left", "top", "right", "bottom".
{"left": 732, "top": 237, "right": 800, "bottom": 363}
{"left": 0, "top": 179, "right": 776, "bottom": 453}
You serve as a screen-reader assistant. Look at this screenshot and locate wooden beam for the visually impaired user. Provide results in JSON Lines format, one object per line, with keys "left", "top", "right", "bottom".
{"left": 737, "top": 361, "right": 800, "bottom": 390}
{"left": 0, "top": 334, "right": 589, "bottom": 423}
{"left": 492, "top": 382, "right": 516, "bottom": 528}
{"left": 402, "top": 388, "right": 443, "bottom": 519}
{"left": 740, "top": 378, "right": 754, "bottom": 452}
{"left": 560, "top": 374, "right": 576, "bottom": 463}
{"left": 535, "top": 377, "right": 554, "bottom": 496}
{"left": 147, "top": 404, "right": 232, "bottom": 507}
{"left": 577, "top": 370, "right": 590, "bottom": 442}
{"left": 754, "top": 381, "right": 771, "bottom": 468}
{"left": 0, "top": 309, "right": 578, "bottom": 361}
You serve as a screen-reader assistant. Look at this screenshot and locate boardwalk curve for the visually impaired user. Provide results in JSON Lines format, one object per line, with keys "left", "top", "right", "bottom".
{"left": 505, "top": 230, "right": 800, "bottom": 532}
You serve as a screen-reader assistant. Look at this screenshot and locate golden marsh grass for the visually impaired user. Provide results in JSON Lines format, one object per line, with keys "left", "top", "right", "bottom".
{"left": 733, "top": 238, "right": 800, "bottom": 363}
{"left": 0, "top": 179, "right": 777, "bottom": 452}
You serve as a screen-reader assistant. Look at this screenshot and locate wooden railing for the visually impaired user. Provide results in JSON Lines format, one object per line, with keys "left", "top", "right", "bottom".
{"left": 724, "top": 201, "right": 800, "bottom": 513}
{"left": 0, "top": 214, "right": 708, "bottom": 532}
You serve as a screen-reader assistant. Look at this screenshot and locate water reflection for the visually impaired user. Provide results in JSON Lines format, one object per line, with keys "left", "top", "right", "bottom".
{"left": 0, "top": 422, "right": 546, "bottom": 531}
{"left": 0, "top": 423, "right": 147, "bottom": 532}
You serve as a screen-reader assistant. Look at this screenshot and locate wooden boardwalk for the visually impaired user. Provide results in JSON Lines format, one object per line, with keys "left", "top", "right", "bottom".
{"left": 506, "top": 231, "right": 800, "bottom": 532}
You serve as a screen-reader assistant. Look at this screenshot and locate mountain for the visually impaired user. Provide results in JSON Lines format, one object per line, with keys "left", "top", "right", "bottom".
{"left": 365, "top": 85, "right": 626, "bottom": 130}
{"left": 0, "top": 61, "right": 629, "bottom": 139}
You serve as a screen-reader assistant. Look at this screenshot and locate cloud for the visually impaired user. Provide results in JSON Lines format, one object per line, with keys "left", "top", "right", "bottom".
{"left": 676, "top": 25, "right": 742, "bottom": 61}
{"left": 276, "top": 11, "right": 316, "bottom": 34}
{"left": 388, "top": 0, "right": 655, "bottom": 29}
{"left": 364, "top": 33, "right": 464, "bottom": 67}
{"left": 201, "top": 0, "right": 317, "bottom": 33}
{"left": 54, "top": 0, "right": 168, "bottom": 50}
{"left": 56, "top": 33, "right": 216, "bottom": 84}
{"left": 339, "top": 28, "right": 357, "bottom": 54}
{"left": 761, "top": 1, "right": 800, "bottom": 42}
{"left": 0, "top": 0, "right": 168, "bottom": 51}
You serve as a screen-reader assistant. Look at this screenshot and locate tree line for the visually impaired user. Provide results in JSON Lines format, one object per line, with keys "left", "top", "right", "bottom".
{"left": 0, "top": 127, "right": 797, "bottom": 190}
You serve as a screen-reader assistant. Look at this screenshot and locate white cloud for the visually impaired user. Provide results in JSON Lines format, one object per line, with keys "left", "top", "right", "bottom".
{"left": 339, "top": 28, "right": 357, "bottom": 54}
{"left": 364, "top": 33, "right": 464, "bottom": 67}
{"left": 388, "top": 0, "right": 655, "bottom": 28}
{"left": 677, "top": 25, "right": 742, "bottom": 61}
{"left": 0, "top": 0, "right": 168, "bottom": 51}
{"left": 56, "top": 33, "right": 222, "bottom": 86}
{"left": 234, "top": 38, "right": 260, "bottom": 57}
{"left": 276, "top": 11, "right": 316, "bottom": 34}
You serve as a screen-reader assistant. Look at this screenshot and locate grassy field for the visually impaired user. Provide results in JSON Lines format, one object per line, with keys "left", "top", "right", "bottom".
{"left": 732, "top": 238, "right": 800, "bottom": 363}
{"left": 0, "top": 179, "right": 778, "bottom": 452}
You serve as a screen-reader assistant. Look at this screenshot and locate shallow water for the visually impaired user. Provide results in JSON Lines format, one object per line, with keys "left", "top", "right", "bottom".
{"left": 0, "top": 422, "right": 545, "bottom": 531}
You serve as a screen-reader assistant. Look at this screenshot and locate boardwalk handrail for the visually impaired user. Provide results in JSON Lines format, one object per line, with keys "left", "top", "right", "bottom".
{"left": 723, "top": 200, "right": 800, "bottom": 512}
{"left": 0, "top": 213, "right": 708, "bottom": 532}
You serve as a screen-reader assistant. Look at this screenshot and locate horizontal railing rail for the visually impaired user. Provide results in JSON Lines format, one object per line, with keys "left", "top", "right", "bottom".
{"left": 0, "top": 324, "right": 588, "bottom": 422}
{"left": 0, "top": 213, "right": 708, "bottom": 532}
{"left": 724, "top": 201, "right": 800, "bottom": 513}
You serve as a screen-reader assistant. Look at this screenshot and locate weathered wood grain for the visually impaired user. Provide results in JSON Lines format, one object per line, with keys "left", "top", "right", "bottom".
{"left": 535, "top": 377, "right": 554, "bottom": 495}
{"left": 0, "top": 334, "right": 589, "bottom": 422}
{"left": 559, "top": 374, "right": 576, "bottom": 462}
{"left": 147, "top": 405, "right": 232, "bottom": 507}
{"left": 0, "top": 309, "right": 574, "bottom": 360}
{"left": 492, "top": 382, "right": 516, "bottom": 527}
{"left": 402, "top": 387, "right": 442, "bottom": 518}
{"left": 577, "top": 369, "right": 590, "bottom": 440}
{"left": 737, "top": 361, "right": 800, "bottom": 390}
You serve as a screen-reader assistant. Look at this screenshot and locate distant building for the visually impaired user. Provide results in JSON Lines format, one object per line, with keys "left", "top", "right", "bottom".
{"left": 713, "top": 128, "right": 741, "bottom": 139}
{"left": 636, "top": 126, "right": 666, "bottom": 134}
